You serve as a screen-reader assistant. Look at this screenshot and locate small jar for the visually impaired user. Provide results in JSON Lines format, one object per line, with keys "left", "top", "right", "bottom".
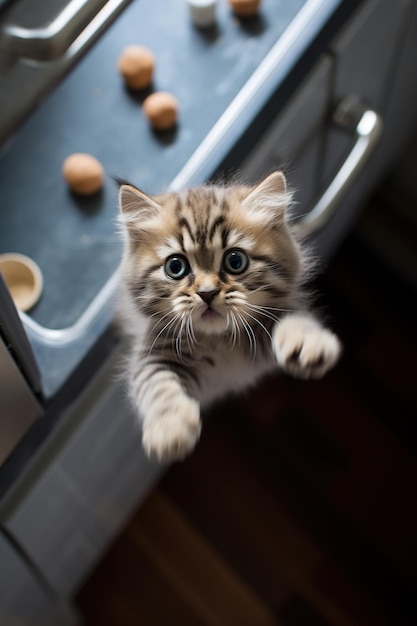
{"left": 186, "top": 0, "right": 217, "bottom": 29}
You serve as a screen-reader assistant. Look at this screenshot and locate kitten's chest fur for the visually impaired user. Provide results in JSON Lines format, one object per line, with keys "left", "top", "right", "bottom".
{"left": 189, "top": 335, "right": 276, "bottom": 407}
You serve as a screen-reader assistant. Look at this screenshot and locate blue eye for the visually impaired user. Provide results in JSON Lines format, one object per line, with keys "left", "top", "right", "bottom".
{"left": 223, "top": 249, "right": 249, "bottom": 274}
{"left": 165, "top": 255, "right": 190, "bottom": 280}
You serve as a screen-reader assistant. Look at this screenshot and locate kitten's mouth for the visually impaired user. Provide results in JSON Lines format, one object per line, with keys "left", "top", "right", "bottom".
{"left": 201, "top": 306, "right": 221, "bottom": 320}
{"left": 196, "top": 305, "right": 227, "bottom": 334}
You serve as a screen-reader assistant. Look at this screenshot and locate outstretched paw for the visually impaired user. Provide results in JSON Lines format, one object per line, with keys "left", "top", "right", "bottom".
{"left": 142, "top": 398, "right": 201, "bottom": 462}
{"left": 273, "top": 314, "right": 341, "bottom": 379}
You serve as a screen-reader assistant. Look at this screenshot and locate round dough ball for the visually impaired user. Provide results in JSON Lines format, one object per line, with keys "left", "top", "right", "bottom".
{"left": 62, "top": 153, "right": 104, "bottom": 195}
{"left": 143, "top": 92, "right": 179, "bottom": 131}
{"left": 117, "top": 45, "right": 155, "bottom": 90}
{"left": 228, "top": 0, "right": 261, "bottom": 17}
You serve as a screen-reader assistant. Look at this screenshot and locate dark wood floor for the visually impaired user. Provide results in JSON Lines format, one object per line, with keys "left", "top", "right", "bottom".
{"left": 77, "top": 182, "right": 417, "bottom": 626}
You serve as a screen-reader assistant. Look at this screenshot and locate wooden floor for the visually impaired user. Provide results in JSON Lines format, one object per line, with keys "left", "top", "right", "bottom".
{"left": 77, "top": 182, "right": 417, "bottom": 626}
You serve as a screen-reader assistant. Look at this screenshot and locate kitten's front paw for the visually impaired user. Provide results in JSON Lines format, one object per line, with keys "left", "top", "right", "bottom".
{"left": 142, "top": 398, "right": 201, "bottom": 462}
{"left": 273, "top": 314, "right": 341, "bottom": 379}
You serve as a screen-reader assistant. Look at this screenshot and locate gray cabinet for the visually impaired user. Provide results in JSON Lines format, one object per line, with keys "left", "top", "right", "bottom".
{"left": 321, "top": 0, "right": 412, "bottom": 188}
{"left": 315, "top": 0, "right": 417, "bottom": 258}
{"left": 241, "top": 0, "right": 416, "bottom": 258}
{"left": 0, "top": 531, "right": 78, "bottom": 626}
{"left": 0, "top": 356, "right": 163, "bottom": 599}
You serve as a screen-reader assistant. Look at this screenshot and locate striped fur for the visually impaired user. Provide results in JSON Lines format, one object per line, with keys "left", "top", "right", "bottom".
{"left": 118, "top": 172, "right": 341, "bottom": 461}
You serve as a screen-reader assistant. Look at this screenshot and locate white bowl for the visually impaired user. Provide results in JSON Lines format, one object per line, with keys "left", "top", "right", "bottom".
{"left": 0, "top": 252, "right": 43, "bottom": 312}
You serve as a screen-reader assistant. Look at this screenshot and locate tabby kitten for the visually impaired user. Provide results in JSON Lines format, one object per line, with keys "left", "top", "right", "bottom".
{"left": 118, "top": 171, "right": 341, "bottom": 462}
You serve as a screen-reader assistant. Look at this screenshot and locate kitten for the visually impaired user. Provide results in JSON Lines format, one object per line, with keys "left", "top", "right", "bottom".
{"left": 118, "top": 171, "right": 341, "bottom": 462}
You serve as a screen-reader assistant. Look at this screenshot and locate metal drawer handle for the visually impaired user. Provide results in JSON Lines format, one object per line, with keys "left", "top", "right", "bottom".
{"left": 295, "top": 97, "right": 383, "bottom": 239}
{"left": 2, "top": 0, "right": 108, "bottom": 62}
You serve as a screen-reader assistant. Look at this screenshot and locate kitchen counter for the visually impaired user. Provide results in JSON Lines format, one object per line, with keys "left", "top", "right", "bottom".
{"left": 0, "top": 0, "right": 347, "bottom": 400}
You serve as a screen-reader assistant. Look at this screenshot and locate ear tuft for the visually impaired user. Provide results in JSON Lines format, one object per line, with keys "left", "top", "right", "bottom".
{"left": 242, "top": 171, "right": 291, "bottom": 224}
{"left": 119, "top": 185, "right": 161, "bottom": 224}
{"left": 256, "top": 171, "right": 287, "bottom": 195}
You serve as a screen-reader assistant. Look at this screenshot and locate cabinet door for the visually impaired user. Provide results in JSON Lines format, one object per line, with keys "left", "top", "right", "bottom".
{"left": 240, "top": 56, "right": 333, "bottom": 218}
{"left": 321, "top": 0, "right": 411, "bottom": 188}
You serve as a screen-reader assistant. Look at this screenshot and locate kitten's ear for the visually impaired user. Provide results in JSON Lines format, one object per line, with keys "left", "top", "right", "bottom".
{"left": 242, "top": 171, "right": 291, "bottom": 225}
{"left": 119, "top": 184, "right": 161, "bottom": 224}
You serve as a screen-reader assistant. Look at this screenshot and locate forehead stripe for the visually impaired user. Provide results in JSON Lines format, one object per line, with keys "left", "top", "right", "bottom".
{"left": 221, "top": 226, "right": 230, "bottom": 249}
{"left": 209, "top": 215, "right": 226, "bottom": 243}
{"left": 176, "top": 232, "right": 186, "bottom": 253}
{"left": 179, "top": 217, "right": 195, "bottom": 244}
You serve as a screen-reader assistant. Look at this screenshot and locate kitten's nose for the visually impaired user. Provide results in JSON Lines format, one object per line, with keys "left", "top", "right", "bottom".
{"left": 197, "top": 288, "right": 220, "bottom": 305}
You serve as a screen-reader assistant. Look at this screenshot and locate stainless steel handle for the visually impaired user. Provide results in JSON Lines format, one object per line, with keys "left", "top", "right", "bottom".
{"left": 2, "top": 0, "right": 109, "bottom": 62}
{"left": 295, "top": 97, "right": 383, "bottom": 239}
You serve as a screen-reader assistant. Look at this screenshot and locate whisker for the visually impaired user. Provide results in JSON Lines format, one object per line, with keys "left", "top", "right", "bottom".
{"left": 236, "top": 310, "right": 256, "bottom": 361}
{"left": 174, "top": 314, "right": 186, "bottom": 363}
{"left": 226, "top": 311, "right": 238, "bottom": 349}
{"left": 244, "top": 303, "right": 281, "bottom": 324}
{"left": 243, "top": 309, "right": 272, "bottom": 340}
{"left": 247, "top": 283, "right": 277, "bottom": 295}
{"left": 175, "top": 314, "right": 194, "bottom": 366}
{"left": 149, "top": 309, "right": 177, "bottom": 335}
{"left": 188, "top": 307, "right": 198, "bottom": 345}
{"left": 185, "top": 314, "right": 195, "bottom": 355}
{"left": 147, "top": 313, "right": 181, "bottom": 362}
{"left": 251, "top": 303, "right": 295, "bottom": 313}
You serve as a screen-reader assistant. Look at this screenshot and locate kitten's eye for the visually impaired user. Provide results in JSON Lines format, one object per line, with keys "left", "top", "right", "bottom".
{"left": 223, "top": 249, "right": 249, "bottom": 275}
{"left": 164, "top": 255, "right": 190, "bottom": 280}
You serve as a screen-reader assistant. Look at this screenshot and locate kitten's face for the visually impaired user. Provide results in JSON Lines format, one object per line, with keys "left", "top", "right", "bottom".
{"left": 119, "top": 172, "right": 302, "bottom": 339}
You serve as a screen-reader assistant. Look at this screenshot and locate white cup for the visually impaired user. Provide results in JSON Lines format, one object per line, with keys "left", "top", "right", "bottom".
{"left": 187, "top": 0, "right": 217, "bottom": 29}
